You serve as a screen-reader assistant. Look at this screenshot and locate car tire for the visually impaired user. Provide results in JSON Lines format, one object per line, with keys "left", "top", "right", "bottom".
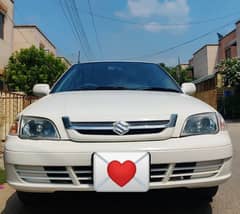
{"left": 17, "top": 191, "right": 51, "bottom": 205}
{"left": 189, "top": 186, "right": 219, "bottom": 201}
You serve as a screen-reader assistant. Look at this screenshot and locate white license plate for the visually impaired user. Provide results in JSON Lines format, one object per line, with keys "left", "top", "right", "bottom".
{"left": 93, "top": 152, "right": 150, "bottom": 192}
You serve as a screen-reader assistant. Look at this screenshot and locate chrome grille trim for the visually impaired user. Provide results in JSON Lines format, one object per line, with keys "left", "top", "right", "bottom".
{"left": 16, "top": 169, "right": 69, "bottom": 174}
{"left": 169, "top": 170, "right": 219, "bottom": 177}
{"left": 62, "top": 114, "right": 177, "bottom": 135}
{"left": 19, "top": 176, "right": 72, "bottom": 181}
{"left": 172, "top": 164, "right": 222, "bottom": 172}
{"left": 74, "top": 170, "right": 92, "bottom": 173}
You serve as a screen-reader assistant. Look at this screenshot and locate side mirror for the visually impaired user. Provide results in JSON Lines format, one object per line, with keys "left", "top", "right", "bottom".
{"left": 33, "top": 84, "right": 50, "bottom": 97}
{"left": 181, "top": 83, "right": 196, "bottom": 95}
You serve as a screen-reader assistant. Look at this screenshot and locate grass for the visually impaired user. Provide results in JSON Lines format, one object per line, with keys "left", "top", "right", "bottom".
{"left": 0, "top": 168, "right": 6, "bottom": 184}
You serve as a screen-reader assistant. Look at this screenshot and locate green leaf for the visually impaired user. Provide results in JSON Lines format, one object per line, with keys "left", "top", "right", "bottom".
{"left": 3, "top": 46, "right": 67, "bottom": 95}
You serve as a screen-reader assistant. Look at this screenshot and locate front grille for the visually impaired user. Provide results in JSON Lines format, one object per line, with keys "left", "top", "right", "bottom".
{"left": 76, "top": 128, "right": 165, "bottom": 135}
{"left": 16, "top": 159, "right": 224, "bottom": 186}
{"left": 44, "top": 166, "right": 72, "bottom": 184}
{"left": 150, "top": 164, "right": 169, "bottom": 182}
{"left": 72, "top": 121, "right": 168, "bottom": 135}
{"left": 72, "top": 166, "right": 93, "bottom": 184}
{"left": 150, "top": 160, "right": 223, "bottom": 183}
{"left": 62, "top": 115, "right": 177, "bottom": 136}
{"left": 170, "top": 162, "right": 196, "bottom": 181}
{"left": 16, "top": 165, "right": 92, "bottom": 185}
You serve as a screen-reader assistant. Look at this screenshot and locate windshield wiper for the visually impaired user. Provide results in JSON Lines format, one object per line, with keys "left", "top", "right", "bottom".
{"left": 68, "top": 86, "right": 180, "bottom": 92}
{"left": 141, "top": 87, "right": 180, "bottom": 93}
{"left": 77, "top": 86, "right": 131, "bottom": 91}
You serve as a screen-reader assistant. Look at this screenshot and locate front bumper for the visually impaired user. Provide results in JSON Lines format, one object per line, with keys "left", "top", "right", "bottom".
{"left": 4, "top": 133, "right": 232, "bottom": 193}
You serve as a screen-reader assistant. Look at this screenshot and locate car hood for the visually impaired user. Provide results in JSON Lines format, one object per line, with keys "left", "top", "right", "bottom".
{"left": 22, "top": 91, "right": 216, "bottom": 121}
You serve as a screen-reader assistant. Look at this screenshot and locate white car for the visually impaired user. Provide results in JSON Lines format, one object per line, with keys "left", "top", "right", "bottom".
{"left": 4, "top": 62, "right": 232, "bottom": 204}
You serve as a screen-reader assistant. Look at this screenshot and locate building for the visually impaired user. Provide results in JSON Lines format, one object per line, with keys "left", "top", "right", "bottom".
{"left": 189, "top": 57, "right": 193, "bottom": 67}
{"left": 218, "top": 29, "right": 237, "bottom": 62}
{"left": 179, "top": 64, "right": 189, "bottom": 70}
{"left": 191, "top": 44, "right": 219, "bottom": 79}
{"left": 13, "top": 25, "right": 56, "bottom": 55}
{"left": 0, "top": 0, "right": 14, "bottom": 75}
{"left": 236, "top": 21, "right": 240, "bottom": 57}
{"left": 58, "top": 56, "right": 72, "bottom": 68}
{"left": 1, "top": 3, "right": 71, "bottom": 78}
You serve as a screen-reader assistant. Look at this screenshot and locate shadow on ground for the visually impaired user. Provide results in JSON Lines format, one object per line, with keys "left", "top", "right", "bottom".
{"left": 1, "top": 189, "right": 212, "bottom": 214}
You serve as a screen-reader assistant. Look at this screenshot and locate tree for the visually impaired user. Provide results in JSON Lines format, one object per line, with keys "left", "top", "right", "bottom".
{"left": 159, "top": 63, "right": 193, "bottom": 84}
{"left": 4, "top": 46, "right": 67, "bottom": 95}
{"left": 217, "top": 58, "right": 240, "bottom": 87}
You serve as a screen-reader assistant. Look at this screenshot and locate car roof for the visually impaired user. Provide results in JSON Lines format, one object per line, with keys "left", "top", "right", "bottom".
{"left": 71, "top": 61, "right": 157, "bottom": 66}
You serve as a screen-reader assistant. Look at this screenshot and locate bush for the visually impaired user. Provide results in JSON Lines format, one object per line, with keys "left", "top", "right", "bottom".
{"left": 4, "top": 46, "right": 67, "bottom": 95}
{"left": 217, "top": 58, "right": 240, "bottom": 87}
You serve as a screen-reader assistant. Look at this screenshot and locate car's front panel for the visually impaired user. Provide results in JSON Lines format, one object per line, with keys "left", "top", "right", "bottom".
{"left": 5, "top": 132, "right": 232, "bottom": 193}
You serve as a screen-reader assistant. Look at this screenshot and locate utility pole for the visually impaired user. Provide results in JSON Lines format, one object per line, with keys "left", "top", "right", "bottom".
{"left": 177, "top": 56, "right": 181, "bottom": 84}
{"left": 78, "top": 51, "right": 80, "bottom": 64}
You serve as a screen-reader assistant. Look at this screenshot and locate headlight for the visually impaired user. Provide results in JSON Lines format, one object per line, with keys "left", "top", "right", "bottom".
{"left": 9, "top": 118, "right": 20, "bottom": 136}
{"left": 20, "top": 117, "right": 60, "bottom": 140}
{"left": 181, "top": 113, "right": 219, "bottom": 137}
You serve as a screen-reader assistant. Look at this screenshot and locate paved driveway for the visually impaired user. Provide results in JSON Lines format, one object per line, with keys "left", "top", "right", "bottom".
{"left": 0, "top": 122, "right": 239, "bottom": 214}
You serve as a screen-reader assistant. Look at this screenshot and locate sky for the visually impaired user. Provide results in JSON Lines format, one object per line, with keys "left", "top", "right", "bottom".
{"left": 14, "top": 0, "right": 240, "bottom": 66}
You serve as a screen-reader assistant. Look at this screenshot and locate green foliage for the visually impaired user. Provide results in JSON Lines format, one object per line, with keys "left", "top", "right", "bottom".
{"left": 4, "top": 46, "right": 67, "bottom": 95}
{"left": 0, "top": 168, "right": 6, "bottom": 184}
{"left": 159, "top": 63, "right": 193, "bottom": 84}
{"left": 217, "top": 58, "right": 240, "bottom": 87}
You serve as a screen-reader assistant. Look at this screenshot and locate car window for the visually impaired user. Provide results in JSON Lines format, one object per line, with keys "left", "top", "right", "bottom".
{"left": 51, "top": 62, "right": 181, "bottom": 93}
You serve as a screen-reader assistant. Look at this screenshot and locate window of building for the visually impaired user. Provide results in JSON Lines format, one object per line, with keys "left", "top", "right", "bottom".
{"left": 225, "top": 48, "right": 231, "bottom": 59}
{"left": 0, "top": 12, "right": 4, "bottom": 39}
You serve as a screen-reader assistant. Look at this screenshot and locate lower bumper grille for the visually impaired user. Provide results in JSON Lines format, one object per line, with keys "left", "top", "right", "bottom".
{"left": 16, "top": 165, "right": 93, "bottom": 185}
{"left": 15, "top": 159, "right": 224, "bottom": 186}
{"left": 72, "top": 166, "right": 93, "bottom": 184}
{"left": 150, "top": 159, "right": 223, "bottom": 183}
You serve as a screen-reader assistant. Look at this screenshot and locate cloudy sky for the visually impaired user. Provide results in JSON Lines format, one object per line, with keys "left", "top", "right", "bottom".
{"left": 15, "top": 0, "right": 240, "bottom": 66}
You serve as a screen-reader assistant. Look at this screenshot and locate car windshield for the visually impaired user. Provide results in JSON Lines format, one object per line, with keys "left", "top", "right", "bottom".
{"left": 51, "top": 62, "right": 181, "bottom": 93}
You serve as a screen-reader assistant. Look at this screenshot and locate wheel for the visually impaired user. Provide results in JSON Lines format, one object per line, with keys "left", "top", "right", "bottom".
{"left": 189, "top": 186, "right": 219, "bottom": 202}
{"left": 17, "top": 191, "right": 52, "bottom": 205}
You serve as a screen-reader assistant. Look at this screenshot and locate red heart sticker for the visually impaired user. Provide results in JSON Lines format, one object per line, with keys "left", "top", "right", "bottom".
{"left": 107, "top": 160, "right": 136, "bottom": 187}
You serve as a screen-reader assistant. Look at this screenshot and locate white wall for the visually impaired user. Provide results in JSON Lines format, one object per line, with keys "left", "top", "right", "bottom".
{"left": 193, "top": 47, "right": 208, "bottom": 79}
{"left": 13, "top": 27, "right": 38, "bottom": 52}
{"left": 13, "top": 26, "right": 56, "bottom": 55}
{"left": 0, "top": 0, "right": 14, "bottom": 74}
{"left": 193, "top": 45, "right": 218, "bottom": 79}
{"left": 207, "top": 45, "right": 218, "bottom": 74}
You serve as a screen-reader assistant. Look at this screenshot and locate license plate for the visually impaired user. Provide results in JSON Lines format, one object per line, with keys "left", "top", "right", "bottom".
{"left": 93, "top": 152, "right": 150, "bottom": 192}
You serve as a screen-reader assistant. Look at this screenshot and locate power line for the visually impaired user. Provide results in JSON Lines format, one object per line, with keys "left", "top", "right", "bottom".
{"left": 60, "top": 0, "right": 94, "bottom": 60}
{"left": 59, "top": 0, "right": 89, "bottom": 59}
{"left": 81, "top": 10, "right": 240, "bottom": 27}
{"left": 70, "top": 0, "right": 94, "bottom": 59}
{"left": 67, "top": 0, "right": 89, "bottom": 56}
{"left": 59, "top": 0, "right": 80, "bottom": 46}
{"left": 122, "top": 19, "right": 237, "bottom": 60}
{"left": 87, "top": 0, "right": 104, "bottom": 59}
